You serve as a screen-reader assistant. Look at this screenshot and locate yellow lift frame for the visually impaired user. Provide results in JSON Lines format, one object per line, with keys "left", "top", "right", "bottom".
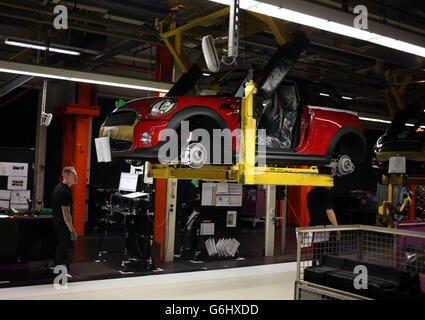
{"left": 146, "top": 81, "right": 333, "bottom": 187}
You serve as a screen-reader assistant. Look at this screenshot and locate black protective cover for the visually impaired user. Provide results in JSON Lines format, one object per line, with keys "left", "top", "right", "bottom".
{"left": 254, "top": 30, "right": 309, "bottom": 149}
{"left": 166, "top": 64, "right": 203, "bottom": 97}
{"left": 257, "top": 30, "right": 309, "bottom": 99}
{"left": 256, "top": 85, "right": 299, "bottom": 149}
{"left": 303, "top": 255, "right": 425, "bottom": 300}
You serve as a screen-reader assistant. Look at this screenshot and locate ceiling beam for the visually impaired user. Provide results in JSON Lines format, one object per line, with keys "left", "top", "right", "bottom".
{"left": 0, "top": 60, "right": 172, "bottom": 92}
{"left": 0, "top": 74, "right": 33, "bottom": 98}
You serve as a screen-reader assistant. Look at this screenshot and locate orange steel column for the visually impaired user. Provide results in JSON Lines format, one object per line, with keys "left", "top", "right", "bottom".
{"left": 153, "top": 179, "right": 167, "bottom": 264}
{"left": 287, "top": 186, "right": 313, "bottom": 227}
{"left": 56, "top": 83, "right": 100, "bottom": 236}
{"left": 154, "top": 45, "right": 172, "bottom": 97}
{"left": 153, "top": 45, "right": 173, "bottom": 264}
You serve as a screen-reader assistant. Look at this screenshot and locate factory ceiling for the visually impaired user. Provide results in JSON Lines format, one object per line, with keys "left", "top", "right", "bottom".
{"left": 0, "top": 0, "right": 424, "bottom": 127}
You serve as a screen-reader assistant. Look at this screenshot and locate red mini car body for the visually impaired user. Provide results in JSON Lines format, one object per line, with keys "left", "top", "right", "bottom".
{"left": 99, "top": 31, "right": 366, "bottom": 172}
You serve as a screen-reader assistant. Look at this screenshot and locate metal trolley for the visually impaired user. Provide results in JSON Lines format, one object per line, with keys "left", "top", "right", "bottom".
{"left": 294, "top": 225, "right": 425, "bottom": 300}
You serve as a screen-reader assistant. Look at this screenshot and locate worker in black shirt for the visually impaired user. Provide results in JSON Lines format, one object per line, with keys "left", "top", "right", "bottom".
{"left": 307, "top": 186, "right": 339, "bottom": 266}
{"left": 51, "top": 167, "right": 78, "bottom": 275}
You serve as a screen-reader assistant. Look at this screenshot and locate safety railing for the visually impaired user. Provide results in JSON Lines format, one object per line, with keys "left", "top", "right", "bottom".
{"left": 295, "top": 225, "right": 425, "bottom": 300}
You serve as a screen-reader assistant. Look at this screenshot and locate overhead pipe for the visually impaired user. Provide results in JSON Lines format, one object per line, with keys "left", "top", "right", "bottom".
{"left": 0, "top": 1, "right": 158, "bottom": 37}
{"left": 0, "top": 10, "right": 162, "bottom": 46}
{"left": 77, "top": 0, "right": 170, "bottom": 19}
{"left": 0, "top": 79, "right": 43, "bottom": 109}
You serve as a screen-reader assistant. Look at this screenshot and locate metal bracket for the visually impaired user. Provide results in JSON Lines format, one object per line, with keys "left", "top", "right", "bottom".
{"left": 147, "top": 81, "right": 333, "bottom": 187}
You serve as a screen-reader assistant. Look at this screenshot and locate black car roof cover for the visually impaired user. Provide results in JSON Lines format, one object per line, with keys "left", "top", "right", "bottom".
{"left": 167, "top": 30, "right": 309, "bottom": 98}
{"left": 257, "top": 30, "right": 310, "bottom": 99}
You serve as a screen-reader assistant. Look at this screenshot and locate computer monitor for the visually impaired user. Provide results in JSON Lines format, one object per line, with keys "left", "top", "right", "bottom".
{"left": 118, "top": 172, "right": 139, "bottom": 192}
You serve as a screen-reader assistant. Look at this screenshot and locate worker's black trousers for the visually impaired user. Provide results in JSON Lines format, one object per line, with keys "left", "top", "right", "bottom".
{"left": 53, "top": 224, "right": 75, "bottom": 271}
{"left": 312, "top": 232, "right": 339, "bottom": 267}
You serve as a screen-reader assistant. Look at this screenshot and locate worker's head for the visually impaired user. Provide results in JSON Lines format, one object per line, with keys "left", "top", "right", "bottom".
{"left": 62, "top": 166, "right": 77, "bottom": 187}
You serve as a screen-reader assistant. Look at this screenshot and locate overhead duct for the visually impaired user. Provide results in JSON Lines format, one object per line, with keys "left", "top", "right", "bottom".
{"left": 0, "top": 74, "right": 33, "bottom": 98}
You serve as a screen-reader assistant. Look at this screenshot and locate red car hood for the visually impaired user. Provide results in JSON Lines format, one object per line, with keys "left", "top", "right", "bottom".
{"left": 123, "top": 96, "right": 240, "bottom": 120}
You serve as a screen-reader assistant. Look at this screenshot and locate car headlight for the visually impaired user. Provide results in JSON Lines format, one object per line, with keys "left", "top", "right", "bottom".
{"left": 149, "top": 98, "right": 177, "bottom": 116}
{"left": 141, "top": 132, "right": 152, "bottom": 144}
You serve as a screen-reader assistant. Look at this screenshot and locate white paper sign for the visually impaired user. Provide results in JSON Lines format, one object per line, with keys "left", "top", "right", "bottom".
{"left": 0, "top": 163, "right": 7, "bottom": 176}
{"left": 229, "top": 184, "right": 242, "bottom": 195}
{"left": 0, "top": 190, "right": 11, "bottom": 200}
{"left": 94, "top": 137, "right": 112, "bottom": 163}
{"left": 143, "top": 162, "right": 153, "bottom": 184}
{"left": 10, "top": 190, "right": 31, "bottom": 204}
{"left": 388, "top": 156, "right": 406, "bottom": 174}
{"left": 226, "top": 211, "right": 237, "bottom": 227}
{"left": 200, "top": 222, "right": 215, "bottom": 236}
{"left": 313, "top": 231, "right": 330, "bottom": 243}
{"left": 229, "top": 195, "right": 242, "bottom": 207}
{"left": 216, "top": 183, "right": 229, "bottom": 194}
{"left": 296, "top": 232, "right": 313, "bottom": 248}
{"left": 0, "top": 162, "right": 28, "bottom": 177}
{"left": 216, "top": 195, "right": 230, "bottom": 207}
{"left": 205, "top": 237, "right": 218, "bottom": 256}
{"left": 201, "top": 183, "right": 216, "bottom": 206}
{"left": 224, "top": 238, "right": 240, "bottom": 257}
{"left": 0, "top": 200, "right": 9, "bottom": 209}
{"left": 8, "top": 176, "right": 28, "bottom": 190}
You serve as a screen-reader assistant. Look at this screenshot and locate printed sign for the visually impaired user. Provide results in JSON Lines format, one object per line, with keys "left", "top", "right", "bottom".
{"left": 0, "top": 190, "right": 11, "bottom": 200}
{"left": 200, "top": 222, "right": 215, "bottom": 236}
{"left": 226, "top": 211, "right": 237, "bottom": 227}
{"left": 0, "top": 200, "right": 9, "bottom": 209}
{"left": 7, "top": 176, "right": 28, "bottom": 190}
{"left": 95, "top": 137, "right": 112, "bottom": 163}
{"left": 10, "top": 190, "right": 31, "bottom": 204}
{"left": 0, "top": 162, "right": 28, "bottom": 177}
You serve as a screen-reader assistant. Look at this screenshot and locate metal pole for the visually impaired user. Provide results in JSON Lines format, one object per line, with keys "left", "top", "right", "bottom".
{"left": 296, "top": 229, "right": 301, "bottom": 281}
{"left": 281, "top": 187, "right": 287, "bottom": 255}
{"left": 264, "top": 184, "right": 276, "bottom": 256}
{"left": 164, "top": 179, "right": 178, "bottom": 262}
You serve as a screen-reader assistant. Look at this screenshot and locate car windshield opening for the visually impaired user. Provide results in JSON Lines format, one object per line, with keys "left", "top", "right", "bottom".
{"left": 184, "top": 69, "right": 251, "bottom": 97}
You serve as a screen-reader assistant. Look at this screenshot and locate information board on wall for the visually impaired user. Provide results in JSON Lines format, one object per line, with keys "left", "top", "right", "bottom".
{"left": 0, "top": 162, "right": 28, "bottom": 177}
{"left": 0, "top": 161, "right": 30, "bottom": 209}
{"left": 201, "top": 183, "right": 242, "bottom": 207}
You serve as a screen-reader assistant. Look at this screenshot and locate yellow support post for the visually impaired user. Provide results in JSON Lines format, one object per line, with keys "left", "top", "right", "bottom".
{"left": 161, "top": 7, "right": 230, "bottom": 39}
{"left": 147, "top": 80, "right": 334, "bottom": 187}
{"left": 238, "top": 81, "right": 257, "bottom": 184}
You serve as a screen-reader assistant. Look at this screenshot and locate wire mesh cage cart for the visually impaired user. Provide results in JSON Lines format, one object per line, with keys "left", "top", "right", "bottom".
{"left": 294, "top": 225, "right": 425, "bottom": 300}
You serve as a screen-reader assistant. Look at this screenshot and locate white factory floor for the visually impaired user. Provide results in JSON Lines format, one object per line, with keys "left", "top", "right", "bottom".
{"left": 0, "top": 262, "right": 297, "bottom": 300}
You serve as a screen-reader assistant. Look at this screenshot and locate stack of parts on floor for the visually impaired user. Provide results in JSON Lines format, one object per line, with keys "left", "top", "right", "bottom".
{"left": 304, "top": 255, "right": 425, "bottom": 300}
{"left": 205, "top": 237, "right": 240, "bottom": 258}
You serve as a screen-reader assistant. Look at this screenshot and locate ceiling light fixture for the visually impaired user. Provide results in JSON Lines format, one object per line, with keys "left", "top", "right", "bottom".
{"left": 342, "top": 96, "right": 353, "bottom": 100}
{"left": 359, "top": 117, "right": 391, "bottom": 124}
{"left": 0, "top": 61, "right": 170, "bottom": 93}
{"left": 5, "top": 39, "right": 81, "bottom": 56}
{"left": 209, "top": 0, "right": 425, "bottom": 58}
{"left": 360, "top": 117, "right": 425, "bottom": 129}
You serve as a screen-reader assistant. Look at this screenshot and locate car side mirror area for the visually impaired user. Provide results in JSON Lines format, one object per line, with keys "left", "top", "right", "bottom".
{"left": 202, "top": 35, "right": 220, "bottom": 73}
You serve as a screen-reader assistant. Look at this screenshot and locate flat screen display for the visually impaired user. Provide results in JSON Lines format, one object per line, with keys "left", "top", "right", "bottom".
{"left": 118, "top": 172, "right": 138, "bottom": 192}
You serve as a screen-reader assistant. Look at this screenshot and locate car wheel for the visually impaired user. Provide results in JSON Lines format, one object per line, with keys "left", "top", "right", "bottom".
{"left": 335, "top": 155, "right": 355, "bottom": 176}
{"left": 182, "top": 142, "right": 209, "bottom": 168}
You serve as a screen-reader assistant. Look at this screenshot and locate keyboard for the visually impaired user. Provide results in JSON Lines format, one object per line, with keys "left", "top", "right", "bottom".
{"left": 121, "top": 192, "right": 149, "bottom": 199}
